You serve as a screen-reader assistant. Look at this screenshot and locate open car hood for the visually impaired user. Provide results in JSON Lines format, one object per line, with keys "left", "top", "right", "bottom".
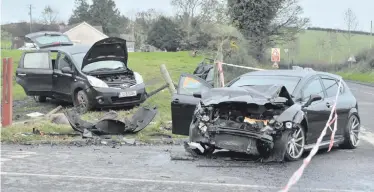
{"left": 25, "top": 31, "right": 73, "bottom": 48}
{"left": 82, "top": 37, "right": 128, "bottom": 70}
{"left": 201, "top": 84, "right": 294, "bottom": 106}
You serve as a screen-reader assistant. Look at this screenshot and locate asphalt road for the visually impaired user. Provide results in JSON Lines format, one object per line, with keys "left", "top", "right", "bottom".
{"left": 1, "top": 82, "right": 374, "bottom": 192}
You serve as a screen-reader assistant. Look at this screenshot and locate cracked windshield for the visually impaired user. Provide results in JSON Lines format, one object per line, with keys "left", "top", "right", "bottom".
{"left": 1, "top": 0, "right": 374, "bottom": 191}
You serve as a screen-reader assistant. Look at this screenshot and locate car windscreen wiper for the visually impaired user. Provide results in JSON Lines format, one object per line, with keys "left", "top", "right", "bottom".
{"left": 87, "top": 67, "right": 126, "bottom": 73}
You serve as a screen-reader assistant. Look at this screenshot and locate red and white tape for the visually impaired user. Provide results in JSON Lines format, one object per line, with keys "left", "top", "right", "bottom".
{"left": 216, "top": 62, "right": 264, "bottom": 88}
{"left": 280, "top": 78, "right": 343, "bottom": 192}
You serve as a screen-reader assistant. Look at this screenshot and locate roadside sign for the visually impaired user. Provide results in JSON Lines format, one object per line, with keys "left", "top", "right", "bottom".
{"left": 348, "top": 56, "right": 356, "bottom": 63}
{"left": 271, "top": 48, "right": 281, "bottom": 62}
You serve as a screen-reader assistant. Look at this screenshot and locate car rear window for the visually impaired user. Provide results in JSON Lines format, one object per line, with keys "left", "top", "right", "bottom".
{"left": 30, "top": 35, "right": 72, "bottom": 47}
{"left": 229, "top": 75, "right": 301, "bottom": 93}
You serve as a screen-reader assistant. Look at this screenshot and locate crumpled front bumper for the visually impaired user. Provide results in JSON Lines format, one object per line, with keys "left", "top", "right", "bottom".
{"left": 190, "top": 123, "right": 275, "bottom": 155}
{"left": 64, "top": 106, "right": 157, "bottom": 136}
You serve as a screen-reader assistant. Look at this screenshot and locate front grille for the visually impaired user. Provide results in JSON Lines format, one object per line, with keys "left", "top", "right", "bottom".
{"left": 107, "top": 80, "right": 137, "bottom": 88}
{"left": 111, "top": 94, "right": 141, "bottom": 104}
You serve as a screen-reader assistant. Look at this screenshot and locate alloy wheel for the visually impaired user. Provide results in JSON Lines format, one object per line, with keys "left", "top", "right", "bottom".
{"left": 77, "top": 92, "right": 87, "bottom": 109}
{"left": 349, "top": 116, "right": 360, "bottom": 147}
{"left": 287, "top": 126, "right": 305, "bottom": 159}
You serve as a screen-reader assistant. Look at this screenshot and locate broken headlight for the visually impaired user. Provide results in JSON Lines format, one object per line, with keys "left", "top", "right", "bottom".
{"left": 134, "top": 72, "right": 144, "bottom": 84}
{"left": 87, "top": 75, "right": 109, "bottom": 88}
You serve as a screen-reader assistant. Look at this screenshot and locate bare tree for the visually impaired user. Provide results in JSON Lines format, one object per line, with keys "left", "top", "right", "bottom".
{"left": 171, "top": 0, "right": 203, "bottom": 39}
{"left": 133, "top": 9, "right": 163, "bottom": 49}
{"left": 326, "top": 29, "right": 340, "bottom": 63}
{"left": 41, "top": 5, "right": 58, "bottom": 25}
{"left": 343, "top": 8, "right": 358, "bottom": 54}
{"left": 315, "top": 37, "right": 327, "bottom": 61}
{"left": 199, "top": 0, "right": 228, "bottom": 24}
{"left": 269, "top": 0, "right": 310, "bottom": 45}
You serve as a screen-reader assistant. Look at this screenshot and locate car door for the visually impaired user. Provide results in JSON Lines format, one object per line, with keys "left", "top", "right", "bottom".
{"left": 15, "top": 50, "right": 53, "bottom": 96}
{"left": 171, "top": 73, "right": 213, "bottom": 135}
{"left": 320, "top": 76, "right": 349, "bottom": 137}
{"left": 299, "top": 76, "right": 330, "bottom": 143}
{"left": 52, "top": 52, "right": 75, "bottom": 101}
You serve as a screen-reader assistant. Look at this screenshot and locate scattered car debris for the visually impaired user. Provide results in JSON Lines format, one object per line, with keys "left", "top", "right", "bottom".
{"left": 50, "top": 113, "right": 70, "bottom": 125}
{"left": 64, "top": 106, "right": 157, "bottom": 137}
{"left": 26, "top": 112, "right": 44, "bottom": 118}
{"left": 122, "top": 138, "right": 136, "bottom": 145}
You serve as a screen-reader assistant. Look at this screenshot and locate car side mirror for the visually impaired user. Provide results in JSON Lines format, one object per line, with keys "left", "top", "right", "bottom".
{"left": 61, "top": 67, "right": 73, "bottom": 74}
{"left": 302, "top": 94, "right": 322, "bottom": 108}
{"left": 193, "top": 92, "right": 202, "bottom": 98}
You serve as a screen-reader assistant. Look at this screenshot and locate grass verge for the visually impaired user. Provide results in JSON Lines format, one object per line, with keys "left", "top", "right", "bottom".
{"left": 336, "top": 71, "right": 374, "bottom": 83}
{"left": 1, "top": 121, "right": 74, "bottom": 144}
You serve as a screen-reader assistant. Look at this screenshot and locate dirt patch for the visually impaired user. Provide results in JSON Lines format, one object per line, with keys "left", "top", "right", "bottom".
{"left": 13, "top": 97, "right": 72, "bottom": 121}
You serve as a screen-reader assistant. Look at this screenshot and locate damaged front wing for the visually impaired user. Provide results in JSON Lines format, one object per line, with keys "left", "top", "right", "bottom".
{"left": 64, "top": 106, "right": 158, "bottom": 135}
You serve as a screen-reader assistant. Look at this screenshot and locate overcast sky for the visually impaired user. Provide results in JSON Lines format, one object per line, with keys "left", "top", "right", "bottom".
{"left": 1, "top": 0, "right": 374, "bottom": 32}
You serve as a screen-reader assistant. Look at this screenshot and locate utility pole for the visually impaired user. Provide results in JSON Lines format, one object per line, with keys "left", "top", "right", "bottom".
{"left": 28, "top": 4, "right": 34, "bottom": 33}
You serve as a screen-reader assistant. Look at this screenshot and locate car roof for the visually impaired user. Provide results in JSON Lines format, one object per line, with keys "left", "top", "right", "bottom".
{"left": 25, "top": 31, "right": 65, "bottom": 38}
{"left": 242, "top": 69, "right": 342, "bottom": 80}
{"left": 43, "top": 44, "right": 91, "bottom": 55}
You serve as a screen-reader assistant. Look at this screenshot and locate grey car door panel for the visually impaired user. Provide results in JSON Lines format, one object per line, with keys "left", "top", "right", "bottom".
{"left": 300, "top": 76, "right": 330, "bottom": 143}
{"left": 52, "top": 52, "right": 75, "bottom": 101}
{"left": 171, "top": 73, "right": 212, "bottom": 136}
{"left": 16, "top": 51, "right": 53, "bottom": 96}
{"left": 320, "top": 76, "right": 350, "bottom": 136}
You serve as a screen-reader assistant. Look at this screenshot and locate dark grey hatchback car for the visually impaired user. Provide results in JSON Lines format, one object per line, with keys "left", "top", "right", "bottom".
{"left": 172, "top": 68, "right": 360, "bottom": 161}
{"left": 16, "top": 36, "right": 147, "bottom": 112}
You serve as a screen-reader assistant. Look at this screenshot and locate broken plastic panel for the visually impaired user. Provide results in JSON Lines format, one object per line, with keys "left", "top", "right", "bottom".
{"left": 64, "top": 106, "right": 157, "bottom": 135}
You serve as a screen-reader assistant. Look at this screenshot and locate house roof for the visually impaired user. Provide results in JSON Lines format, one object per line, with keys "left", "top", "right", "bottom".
{"left": 119, "top": 34, "right": 135, "bottom": 42}
{"left": 60, "top": 22, "right": 104, "bottom": 34}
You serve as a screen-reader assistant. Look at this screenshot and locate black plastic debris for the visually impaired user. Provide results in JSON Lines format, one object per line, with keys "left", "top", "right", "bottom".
{"left": 64, "top": 106, "right": 158, "bottom": 136}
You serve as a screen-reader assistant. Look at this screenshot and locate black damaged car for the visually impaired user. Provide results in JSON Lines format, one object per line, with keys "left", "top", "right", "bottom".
{"left": 171, "top": 68, "right": 360, "bottom": 161}
{"left": 16, "top": 36, "right": 147, "bottom": 112}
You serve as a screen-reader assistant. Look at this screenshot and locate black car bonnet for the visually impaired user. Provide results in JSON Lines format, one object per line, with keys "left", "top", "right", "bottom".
{"left": 81, "top": 37, "right": 128, "bottom": 69}
{"left": 201, "top": 84, "right": 294, "bottom": 106}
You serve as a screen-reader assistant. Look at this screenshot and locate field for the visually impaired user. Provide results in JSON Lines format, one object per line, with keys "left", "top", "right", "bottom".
{"left": 276, "top": 30, "right": 374, "bottom": 64}
{"left": 1, "top": 40, "right": 12, "bottom": 49}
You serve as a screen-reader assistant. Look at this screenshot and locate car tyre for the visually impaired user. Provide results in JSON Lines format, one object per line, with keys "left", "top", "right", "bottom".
{"left": 340, "top": 114, "right": 360, "bottom": 149}
{"left": 74, "top": 90, "right": 93, "bottom": 113}
{"left": 34, "top": 96, "right": 47, "bottom": 102}
{"left": 284, "top": 124, "right": 306, "bottom": 161}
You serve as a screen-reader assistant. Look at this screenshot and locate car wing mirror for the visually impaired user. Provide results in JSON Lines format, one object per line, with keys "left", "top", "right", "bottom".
{"left": 193, "top": 92, "right": 202, "bottom": 98}
{"left": 302, "top": 94, "right": 322, "bottom": 108}
{"left": 61, "top": 67, "right": 73, "bottom": 74}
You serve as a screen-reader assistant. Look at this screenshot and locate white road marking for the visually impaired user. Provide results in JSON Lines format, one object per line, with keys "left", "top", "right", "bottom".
{"left": 0, "top": 172, "right": 365, "bottom": 192}
{"left": 0, "top": 151, "right": 36, "bottom": 165}
{"left": 350, "top": 88, "right": 374, "bottom": 96}
{"left": 360, "top": 126, "right": 374, "bottom": 146}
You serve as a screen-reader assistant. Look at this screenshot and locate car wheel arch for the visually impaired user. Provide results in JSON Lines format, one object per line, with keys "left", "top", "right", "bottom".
{"left": 300, "top": 118, "right": 308, "bottom": 135}
{"left": 72, "top": 87, "right": 84, "bottom": 103}
{"left": 348, "top": 108, "right": 360, "bottom": 121}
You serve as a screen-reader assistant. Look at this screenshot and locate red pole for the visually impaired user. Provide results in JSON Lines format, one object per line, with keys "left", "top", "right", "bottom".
{"left": 2, "top": 57, "right": 13, "bottom": 127}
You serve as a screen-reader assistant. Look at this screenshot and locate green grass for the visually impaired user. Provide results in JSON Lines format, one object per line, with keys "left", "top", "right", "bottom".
{"left": 1, "top": 40, "right": 12, "bottom": 49}
{"left": 276, "top": 30, "right": 374, "bottom": 64}
{"left": 1, "top": 121, "right": 74, "bottom": 143}
{"left": 336, "top": 71, "right": 374, "bottom": 83}
{"left": 1, "top": 49, "right": 26, "bottom": 99}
